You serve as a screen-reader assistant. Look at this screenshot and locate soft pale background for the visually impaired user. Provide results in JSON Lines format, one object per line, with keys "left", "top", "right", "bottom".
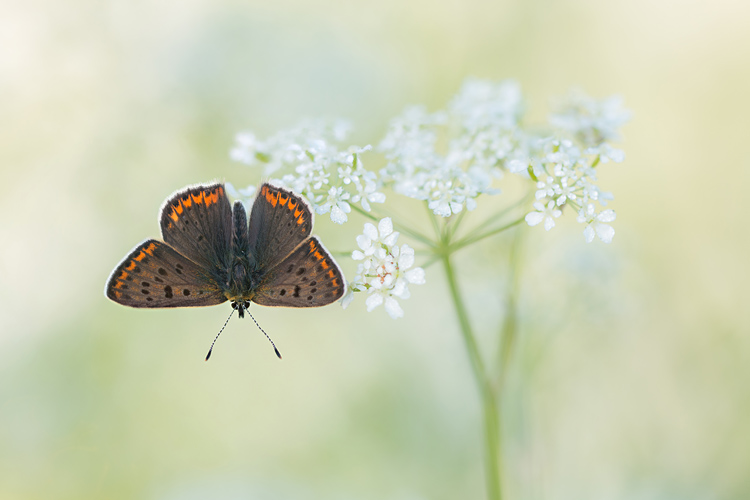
{"left": 1, "top": 0, "right": 748, "bottom": 499}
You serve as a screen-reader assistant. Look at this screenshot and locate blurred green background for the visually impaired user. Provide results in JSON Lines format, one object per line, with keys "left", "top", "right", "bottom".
{"left": 1, "top": 0, "right": 748, "bottom": 498}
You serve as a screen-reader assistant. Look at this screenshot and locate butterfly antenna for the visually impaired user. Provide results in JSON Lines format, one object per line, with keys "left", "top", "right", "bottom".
{"left": 246, "top": 310, "right": 282, "bottom": 360}
{"left": 205, "top": 308, "right": 236, "bottom": 361}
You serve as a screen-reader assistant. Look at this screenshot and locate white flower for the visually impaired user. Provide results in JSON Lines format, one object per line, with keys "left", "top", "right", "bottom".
{"left": 378, "top": 82, "right": 522, "bottom": 217}
{"left": 339, "top": 286, "right": 355, "bottom": 309}
{"left": 230, "top": 78, "right": 627, "bottom": 243}
{"left": 316, "top": 186, "right": 351, "bottom": 224}
{"left": 224, "top": 182, "right": 257, "bottom": 205}
{"left": 553, "top": 176, "right": 577, "bottom": 206}
{"left": 577, "top": 204, "right": 616, "bottom": 243}
{"left": 584, "top": 143, "right": 626, "bottom": 164}
{"left": 345, "top": 218, "right": 425, "bottom": 319}
{"left": 549, "top": 89, "right": 630, "bottom": 146}
{"left": 449, "top": 78, "right": 523, "bottom": 129}
{"left": 356, "top": 180, "right": 386, "bottom": 212}
{"left": 229, "top": 118, "right": 380, "bottom": 224}
{"left": 525, "top": 201, "right": 562, "bottom": 231}
{"left": 337, "top": 148, "right": 386, "bottom": 212}
{"left": 352, "top": 218, "right": 399, "bottom": 260}
{"left": 229, "top": 132, "right": 262, "bottom": 165}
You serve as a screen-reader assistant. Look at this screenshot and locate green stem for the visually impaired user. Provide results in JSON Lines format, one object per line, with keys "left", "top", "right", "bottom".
{"left": 426, "top": 203, "right": 442, "bottom": 239}
{"left": 452, "top": 216, "right": 525, "bottom": 252}
{"left": 461, "top": 195, "right": 529, "bottom": 236}
{"left": 447, "top": 210, "right": 467, "bottom": 241}
{"left": 498, "top": 226, "right": 524, "bottom": 387}
{"left": 441, "top": 253, "right": 502, "bottom": 500}
{"left": 350, "top": 205, "right": 434, "bottom": 247}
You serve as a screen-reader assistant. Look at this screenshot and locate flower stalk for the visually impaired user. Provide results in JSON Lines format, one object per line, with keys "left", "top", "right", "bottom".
{"left": 441, "top": 249, "right": 503, "bottom": 500}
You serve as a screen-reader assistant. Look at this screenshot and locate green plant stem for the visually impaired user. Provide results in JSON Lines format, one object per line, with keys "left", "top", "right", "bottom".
{"left": 426, "top": 203, "right": 442, "bottom": 239}
{"left": 452, "top": 216, "right": 525, "bottom": 252}
{"left": 350, "top": 205, "right": 434, "bottom": 247}
{"left": 498, "top": 226, "right": 524, "bottom": 387}
{"left": 461, "top": 195, "right": 529, "bottom": 236}
{"left": 441, "top": 253, "right": 502, "bottom": 500}
{"left": 447, "top": 210, "right": 467, "bottom": 240}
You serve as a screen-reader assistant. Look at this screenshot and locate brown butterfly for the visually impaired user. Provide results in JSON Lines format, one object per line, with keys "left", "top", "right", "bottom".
{"left": 105, "top": 182, "right": 346, "bottom": 358}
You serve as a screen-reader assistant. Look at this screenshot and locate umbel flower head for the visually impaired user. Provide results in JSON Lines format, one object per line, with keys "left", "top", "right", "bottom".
{"left": 230, "top": 118, "right": 384, "bottom": 224}
{"left": 341, "top": 218, "right": 425, "bottom": 319}
{"left": 230, "top": 79, "right": 628, "bottom": 246}
{"left": 377, "top": 79, "right": 521, "bottom": 218}
{"left": 228, "top": 79, "right": 628, "bottom": 319}
{"left": 376, "top": 80, "right": 627, "bottom": 243}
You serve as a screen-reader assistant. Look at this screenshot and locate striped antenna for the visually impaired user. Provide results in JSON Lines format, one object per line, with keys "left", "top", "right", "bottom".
{"left": 205, "top": 308, "right": 235, "bottom": 361}
{"left": 247, "top": 310, "right": 282, "bottom": 359}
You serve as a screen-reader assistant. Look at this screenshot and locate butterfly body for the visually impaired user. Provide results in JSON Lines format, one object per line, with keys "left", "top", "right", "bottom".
{"left": 106, "top": 182, "right": 345, "bottom": 315}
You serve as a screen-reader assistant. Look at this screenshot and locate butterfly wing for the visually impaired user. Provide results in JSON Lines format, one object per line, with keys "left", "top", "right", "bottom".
{"left": 106, "top": 239, "right": 227, "bottom": 308}
{"left": 247, "top": 183, "right": 313, "bottom": 272}
{"left": 160, "top": 183, "right": 233, "bottom": 276}
{"left": 252, "top": 237, "right": 346, "bottom": 307}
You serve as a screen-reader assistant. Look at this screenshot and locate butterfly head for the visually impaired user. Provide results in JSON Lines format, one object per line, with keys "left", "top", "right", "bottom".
{"left": 231, "top": 300, "right": 251, "bottom": 319}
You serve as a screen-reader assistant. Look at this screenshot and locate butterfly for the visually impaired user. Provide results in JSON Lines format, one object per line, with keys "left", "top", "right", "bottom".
{"left": 105, "top": 182, "right": 346, "bottom": 357}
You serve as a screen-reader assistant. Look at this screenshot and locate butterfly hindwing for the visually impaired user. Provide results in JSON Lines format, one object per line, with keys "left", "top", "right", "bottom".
{"left": 248, "top": 183, "right": 313, "bottom": 272}
{"left": 106, "top": 239, "right": 227, "bottom": 308}
{"left": 159, "top": 183, "right": 233, "bottom": 276}
{"left": 252, "top": 237, "right": 346, "bottom": 307}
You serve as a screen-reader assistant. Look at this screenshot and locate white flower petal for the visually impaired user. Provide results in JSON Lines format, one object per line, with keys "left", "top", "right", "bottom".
{"left": 363, "top": 223, "right": 378, "bottom": 241}
{"left": 352, "top": 250, "right": 365, "bottom": 260}
{"left": 378, "top": 217, "right": 394, "bottom": 238}
{"left": 391, "top": 279, "right": 407, "bottom": 297}
{"left": 583, "top": 225, "right": 595, "bottom": 243}
{"left": 384, "top": 297, "right": 404, "bottom": 319}
{"left": 369, "top": 192, "right": 386, "bottom": 203}
{"left": 382, "top": 231, "right": 400, "bottom": 247}
{"left": 543, "top": 217, "right": 556, "bottom": 231}
{"left": 398, "top": 245, "right": 415, "bottom": 269}
{"left": 382, "top": 274, "right": 394, "bottom": 288}
{"left": 330, "top": 205, "right": 348, "bottom": 224}
{"left": 340, "top": 287, "right": 354, "bottom": 309}
{"left": 431, "top": 202, "right": 452, "bottom": 217}
{"left": 365, "top": 293, "right": 383, "bottom": 312}
{"left": 597, "top": 209, "right": 616, "bottom": 223}
{"left": 595, "top": 223, "right": 615, "bottom": 243}
{"left": 356, "top": 234, "right": 372, "bottom": 251}
{"left": 404, "top": 267, "right": 425, "bottom": 285}
{"left": 525, "top": 212, "right": 544, "bottom": 226}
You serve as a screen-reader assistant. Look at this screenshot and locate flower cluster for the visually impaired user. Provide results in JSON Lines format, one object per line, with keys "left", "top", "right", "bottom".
{"left": 549, "top": 89, "right": 631, "bottom": 147}
{"left": 341, "top": 218, "right": 425, "bottom": 319}
{"left": 513, "top": 137, "right": 619, "bottom": 241}
{"left": 376, "top": 81, "right": 627, "bottom": 242}
{"left": 512, "top": 88, "right": 628, "bottom": 242}
{"left": 377, "top": 79, "right": 525, "bottom": 217}
{"left": 230, "top": 118, "right": 384, "bottom": 224}
{"left": 229, "top": 79, "right": 628, "bottom": 318}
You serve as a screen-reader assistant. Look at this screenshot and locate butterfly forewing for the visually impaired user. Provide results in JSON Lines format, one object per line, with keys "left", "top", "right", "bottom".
{"left": 248, "top": 184, "right": 313, "bottom": 273}
{"left": 160, "top": 183, "right": 233, "bottom": 275}
{"left": 253, "top": 237, "right": 345, "bottom": 307}
{"left": 106, "top": 239, "right": 227, "bottom": 308}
